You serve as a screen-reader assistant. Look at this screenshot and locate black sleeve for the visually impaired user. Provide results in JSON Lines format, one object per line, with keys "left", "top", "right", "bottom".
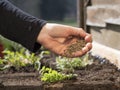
{"left": 0, "top": 0, "right": 47, "bottom": 52}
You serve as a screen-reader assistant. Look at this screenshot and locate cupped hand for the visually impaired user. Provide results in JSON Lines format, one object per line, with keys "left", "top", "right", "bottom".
{"left": 37, "top": 23, "right": 92, "bottom": 57}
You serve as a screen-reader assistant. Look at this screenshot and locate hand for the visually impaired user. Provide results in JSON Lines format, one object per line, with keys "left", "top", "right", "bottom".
{"left": 37, "top": 23, "right": 92, "bottom": 57}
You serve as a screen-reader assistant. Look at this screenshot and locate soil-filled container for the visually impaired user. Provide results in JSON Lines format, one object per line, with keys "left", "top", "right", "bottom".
{"left": 0, "top": 55, "right": 120, "bottom": 90}
{"left": 0, "top": 38, "right": 120, "bottom": 90}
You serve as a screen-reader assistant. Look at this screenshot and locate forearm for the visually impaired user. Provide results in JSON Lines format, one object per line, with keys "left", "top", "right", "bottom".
{"left": 0, "top": 0, "right": 46, "bottom": 52}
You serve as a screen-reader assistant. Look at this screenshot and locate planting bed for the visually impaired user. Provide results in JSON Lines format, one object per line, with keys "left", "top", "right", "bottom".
{"left": 0, "top": 55, "right": 120, "bottom": 90}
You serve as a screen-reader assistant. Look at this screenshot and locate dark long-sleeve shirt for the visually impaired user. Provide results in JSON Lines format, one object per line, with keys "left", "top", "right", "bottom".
{"left": 0, "top": 0, "right": 47, "bottom": 52}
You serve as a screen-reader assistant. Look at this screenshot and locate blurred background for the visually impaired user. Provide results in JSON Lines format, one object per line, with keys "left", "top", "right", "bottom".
{"left": 9, "top": 0, "right": 77, "bottom": 26}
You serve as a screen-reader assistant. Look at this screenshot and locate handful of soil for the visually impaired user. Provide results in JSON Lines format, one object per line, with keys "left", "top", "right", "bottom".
{"left": 64, "top": 38, "right": 86, "bottom": 57}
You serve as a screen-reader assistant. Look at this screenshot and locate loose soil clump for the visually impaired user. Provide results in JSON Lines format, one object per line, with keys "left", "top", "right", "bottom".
{"left": 64, "top": 38, "right": 86, "bottom": 57}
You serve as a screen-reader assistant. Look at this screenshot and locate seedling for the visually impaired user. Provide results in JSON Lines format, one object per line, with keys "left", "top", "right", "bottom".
{"left": 40, "top": 66, "right": 77, "bottom": 83}
{"left": 0, "top": 49, "right": 40, "bottom": 71}
{"left": 56, "top": 53, "right": 93, "bottom": 73}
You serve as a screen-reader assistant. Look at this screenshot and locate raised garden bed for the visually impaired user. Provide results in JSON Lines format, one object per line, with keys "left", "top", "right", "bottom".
{"left": 0, "top": 53, "right": 120, "bottom": 90}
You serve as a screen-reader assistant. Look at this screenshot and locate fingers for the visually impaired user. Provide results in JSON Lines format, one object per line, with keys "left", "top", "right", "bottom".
{"left": 68, "top": 26, "right": 92, "bottom": 42}
{"left": 85, "top": 33, "right": 92, "bottom": 42}
{"left": 69, "top": 27, "right": 87, "bottom": 38}
{"left": 86, "top": 42, "right": 92, "bottom": 50}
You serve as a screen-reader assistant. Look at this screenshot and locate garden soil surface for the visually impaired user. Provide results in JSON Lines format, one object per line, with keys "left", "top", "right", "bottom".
{"left": 0, "top": 58, "right": 120, "bottom": 90}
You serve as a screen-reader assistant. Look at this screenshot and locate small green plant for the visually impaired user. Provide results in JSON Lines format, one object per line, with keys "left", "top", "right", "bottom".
{"left": 39, "top": 50, "right": 51, "bottom": 58}
{"left": 40, "top": 66, "right": 77, "bottom": 83}
{"left": 56, "top": 53, "right": 93, "bottom": 73}
{"left": 0, "top": 49, "right": 40, "bottom": 71}
{"left": 0, "top": 58, "right": 8, "bottom": 70}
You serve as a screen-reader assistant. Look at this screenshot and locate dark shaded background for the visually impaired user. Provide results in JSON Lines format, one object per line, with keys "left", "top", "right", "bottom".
{"left": 9, "top": 0, "right": 77, "bottom": 21}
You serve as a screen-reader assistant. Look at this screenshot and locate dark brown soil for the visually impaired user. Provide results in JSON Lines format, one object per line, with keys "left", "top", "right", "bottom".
{"left": 64, "top": 38, "right": 86, "bottom": 57}
{"left": 0, "top": 56, "right": 120, "bottom": 90}
{"left": 43, "top": 60, "right": 120, "bottom": 90}
{"left": 0, "top": 65, "right": 36, "bottom": 74}
{"left": 0, "top": 66, "right": 42, "bottom": 90}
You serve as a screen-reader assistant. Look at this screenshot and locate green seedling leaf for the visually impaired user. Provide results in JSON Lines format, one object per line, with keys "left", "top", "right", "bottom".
{"left": 40, "top": 66, "right": 77, "bottom": 83}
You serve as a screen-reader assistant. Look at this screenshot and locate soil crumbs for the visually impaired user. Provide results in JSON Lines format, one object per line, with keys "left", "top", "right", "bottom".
{"left": 64, "top": 38, "right": 86, "bottom": 57}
